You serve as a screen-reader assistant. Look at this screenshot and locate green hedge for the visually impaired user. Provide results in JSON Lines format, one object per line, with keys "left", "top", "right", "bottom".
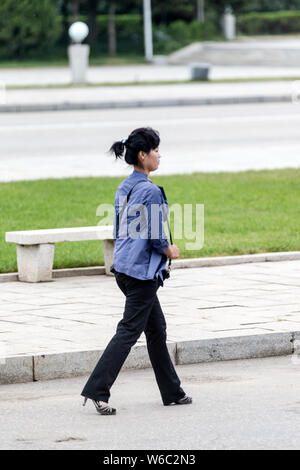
{"left": 60, "top": 15, "right": 219, "bottom": 56}
{"left": 237, "top": 10, "right": 300, "bottom": 35}
{"left": 96, "top": 14, "right": 143, "bottom": 53}
{"left": 153, "top": 20, "right": 219, "bottom": 55}
{"left": 57, "top": 14, "right": 143, "bottom": 54}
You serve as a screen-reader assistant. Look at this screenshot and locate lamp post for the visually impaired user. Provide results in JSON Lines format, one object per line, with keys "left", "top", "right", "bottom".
{"left": 68, "top": 21, "right": 90, "bottom": 83}
{"left": 143, "top": 0, "right": 153, "bottom": 62}
{"left": 221, "top": 5, "right": 236, "bottom": 41}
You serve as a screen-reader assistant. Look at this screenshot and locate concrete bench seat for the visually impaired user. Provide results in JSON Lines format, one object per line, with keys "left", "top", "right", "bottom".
{"left": 5, "top": 226, "right": 114, "bottom": 282}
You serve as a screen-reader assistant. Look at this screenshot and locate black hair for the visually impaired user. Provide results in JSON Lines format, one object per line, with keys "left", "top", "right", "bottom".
{"left": 109, "top": 127, "right": 160, "bottom": 166}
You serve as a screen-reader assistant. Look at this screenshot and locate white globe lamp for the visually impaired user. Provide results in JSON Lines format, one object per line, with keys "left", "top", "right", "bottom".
{"left": 69, "top": 21, "right": 89, "bottom": 44}
{"left": 67, "top": 22, "right": 90, "bottom": 83}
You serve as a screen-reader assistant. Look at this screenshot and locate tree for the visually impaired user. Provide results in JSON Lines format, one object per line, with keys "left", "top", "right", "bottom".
{"left": 203, "top": 0, "right": 294, "bottom": 16}
{"left": 69, "top": 0, "right": 81, "bottom": 22}
{"left": 151, "top": 0, "right": 195, "bottom": 24}
{"left": 0, "top": 0, "right": 62, "bottom": 59}
{"left": 250, "top": 0, "right": 300, "bottom": 11}
{"left": 87, "top": 0, "right": 100, "bottom": 45}
{"left": 108, "top": 0, "right": 117, "bottom": 55}
{"left": 196, "top": 0, "right": 205, "bottom": 23}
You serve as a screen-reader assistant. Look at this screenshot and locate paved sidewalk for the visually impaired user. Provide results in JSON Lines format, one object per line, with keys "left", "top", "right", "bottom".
{"left": 0, "top": 62, "right": 299, "bottom": 112}
{"left": 1, "top": 259, "right": 299, "bottom": 384}
{"left": 1, "top": 64, "right": 300, "bottom": 87}
{"left": 1, "top": 80, "right": 296, "bottom": 112}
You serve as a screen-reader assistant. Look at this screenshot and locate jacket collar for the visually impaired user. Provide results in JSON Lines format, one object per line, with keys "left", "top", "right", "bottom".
{"left": 131, "top": 169, "right": 149, "bottom": 181}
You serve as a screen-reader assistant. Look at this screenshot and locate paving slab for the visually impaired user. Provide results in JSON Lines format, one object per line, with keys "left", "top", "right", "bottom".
{"left": 0, "top": 258, "right": 299, "bottom": 384}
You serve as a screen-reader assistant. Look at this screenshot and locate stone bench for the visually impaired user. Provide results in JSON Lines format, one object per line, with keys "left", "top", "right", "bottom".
{"left": 5, "top": 226, "right": 114, "bottom": 283}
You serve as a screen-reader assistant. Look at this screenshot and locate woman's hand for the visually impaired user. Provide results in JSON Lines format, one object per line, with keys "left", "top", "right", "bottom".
{"left": 164, "top": 244, "right": 180, "bottom": 259}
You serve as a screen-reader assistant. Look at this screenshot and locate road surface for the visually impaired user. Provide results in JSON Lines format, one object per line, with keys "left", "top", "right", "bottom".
{"left": 0, "top": 356, "right": 300, "bottom": 450}
{"left": 0, "top": 102, "right": 299, "bottom": 181}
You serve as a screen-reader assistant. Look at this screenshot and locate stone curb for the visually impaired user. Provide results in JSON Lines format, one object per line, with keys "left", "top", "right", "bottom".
{"left": 172, "top": 251, "right": 300, "bottom": 269}
{"left": 0, "top": 331, "right": 297, "bottom": 385}
{"left": 0, "top": 251, "right": 299, "bottom": 283}
{"left": 0, "top": 94, "right": 291, "bottom": 113}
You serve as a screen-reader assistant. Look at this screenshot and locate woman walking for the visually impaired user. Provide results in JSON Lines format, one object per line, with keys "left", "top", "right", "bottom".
{"left": 81, "top": 127, "right": 192, "bottom": 415}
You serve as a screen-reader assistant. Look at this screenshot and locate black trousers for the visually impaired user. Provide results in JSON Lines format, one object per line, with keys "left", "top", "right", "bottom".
{"left": 81, "top": 271, "right": 185, "bottom": 405}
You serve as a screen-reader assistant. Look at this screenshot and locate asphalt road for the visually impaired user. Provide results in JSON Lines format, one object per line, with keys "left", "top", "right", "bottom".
{"left": 0, "top": 356, "right": 300, "bottom": 450}
{"left": 0, "top": 102, "right": 299, "bottom": 182}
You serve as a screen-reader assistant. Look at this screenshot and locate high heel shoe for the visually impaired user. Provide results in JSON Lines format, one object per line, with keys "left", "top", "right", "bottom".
{"left": 164, "top": 394, "right": 192, "bottom": 406}
{"left": 83, "top": 397, "right": 116, "bottom": 415}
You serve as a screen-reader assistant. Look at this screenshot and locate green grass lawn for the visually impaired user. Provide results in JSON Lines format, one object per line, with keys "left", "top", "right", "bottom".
{"left": 0, "top": 168, "right": 299, "bottom": 274}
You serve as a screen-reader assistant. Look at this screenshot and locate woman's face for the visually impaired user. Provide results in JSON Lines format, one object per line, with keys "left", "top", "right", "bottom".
{"left": 139, "top": 147, "right": 161, "bottom": 172}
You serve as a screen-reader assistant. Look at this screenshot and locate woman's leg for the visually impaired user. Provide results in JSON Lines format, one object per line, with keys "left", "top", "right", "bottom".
{"left": 81, "top": 273, "right": 158, "bottom": 402}
{"left": 144, "top": 295, "right": 186, "bottom": 405}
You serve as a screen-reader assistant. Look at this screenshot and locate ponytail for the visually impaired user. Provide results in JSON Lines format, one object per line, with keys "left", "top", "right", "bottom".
{"left": 109, "top": 140, "right": 126, "bottom": 159}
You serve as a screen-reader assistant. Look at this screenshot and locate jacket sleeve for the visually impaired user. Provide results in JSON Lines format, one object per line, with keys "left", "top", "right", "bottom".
{"left": 143, "top": 185, "right": 170, "bottom": 255}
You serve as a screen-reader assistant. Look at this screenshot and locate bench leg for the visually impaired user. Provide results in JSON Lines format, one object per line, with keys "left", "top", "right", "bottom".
{"left": 103, "top": 239, "right": 114, "bottom": 276}
{"left": 16, "top": 244, "right": 55, "bottom": 282}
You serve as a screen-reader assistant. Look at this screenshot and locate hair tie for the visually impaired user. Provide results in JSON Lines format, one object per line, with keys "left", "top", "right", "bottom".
{"left": 121, "top": 137, "right": 128, "bottom": 144}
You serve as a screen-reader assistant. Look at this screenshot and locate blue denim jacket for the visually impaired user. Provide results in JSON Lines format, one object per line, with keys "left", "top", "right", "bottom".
{"left": 111, "top": 169, "right": 170, "bottom": 286}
